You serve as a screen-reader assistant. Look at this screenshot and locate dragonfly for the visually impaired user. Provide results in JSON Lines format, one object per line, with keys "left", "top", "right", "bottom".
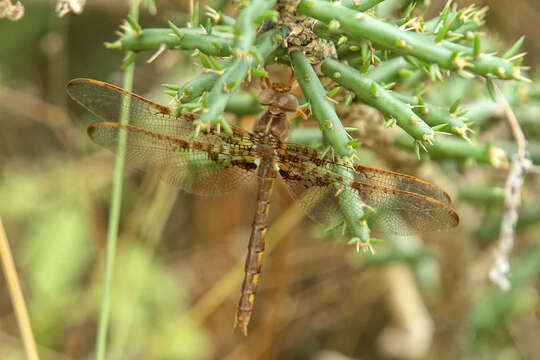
{"left": 67, "top": 77, "right": 459, "bottom": 335}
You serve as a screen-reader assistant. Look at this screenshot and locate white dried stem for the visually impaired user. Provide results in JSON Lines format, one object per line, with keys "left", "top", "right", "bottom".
{"left": 489, "top": 83, "right": 532, "bottom": 291}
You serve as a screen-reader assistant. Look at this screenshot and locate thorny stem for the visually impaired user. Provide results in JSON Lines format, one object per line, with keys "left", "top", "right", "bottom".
{"left": 115, "top": 27, "right": 234, "bottom": 56}
{"left": 298, "top": 0, "right": 523, "bottom": 80}
{"left": 322, "top": 0, "right": 386, "bottom": 12}
{"left": 321, "top": 58, "right": 435, "bottom": 143}
{"left": 197, "top": 0, "right": 277, "bottom": 127}
{"left": 198, "top": 27, "right": 281, "bottom": 127}
{"left": 290, "top": 51, "right": 352, "bottom": 157}
{"left": 394, "top": 134, "right": 508, "bottom": 168}
{"left": 290, "top": 50, "right": 370, "bottom": 242}
{"left": 391, "top": 92, "right": 471, "bottom": 141}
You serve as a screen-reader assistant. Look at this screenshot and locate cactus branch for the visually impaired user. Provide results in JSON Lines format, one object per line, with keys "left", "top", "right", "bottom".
{"left": 290, "top": 50, "right": 371, "bottom": 243}
{"left": 198, "top": 26, "right": 281, "bottom": 127}
{"left": 290, "top": 51, "right": 352, "bottom": 158}
{"left": 321, "top": 58, "right": 435, "bottom": 143}
{"left": 116, "top": 27, "right": 234, "bottom": 56}
{"left": 297, "top": 0, "right": 524, "bottom": 80}
{"left": 394, "top": 134, "right": 508, "bottom": 167}
{"left": 391, "top": 92, "right": 472, "bottom": 141}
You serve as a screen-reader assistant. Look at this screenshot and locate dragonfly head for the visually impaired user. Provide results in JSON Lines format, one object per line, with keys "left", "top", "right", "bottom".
{"left": 258, "top": 88, "right": 299, "bottom": 113}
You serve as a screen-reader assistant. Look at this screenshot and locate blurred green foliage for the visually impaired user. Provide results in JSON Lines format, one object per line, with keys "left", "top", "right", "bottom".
{"left": 0, "top": 1, "right": 538, "bottom": 359}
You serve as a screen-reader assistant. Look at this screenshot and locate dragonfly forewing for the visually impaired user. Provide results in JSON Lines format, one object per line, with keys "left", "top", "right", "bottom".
{"left": 68, "top": 79, "right": 258, "bottom": 195}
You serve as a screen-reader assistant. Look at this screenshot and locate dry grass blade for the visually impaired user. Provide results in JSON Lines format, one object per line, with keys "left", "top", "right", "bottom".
{"left": 0, "top": 218, "right": 40, "bottom": 360}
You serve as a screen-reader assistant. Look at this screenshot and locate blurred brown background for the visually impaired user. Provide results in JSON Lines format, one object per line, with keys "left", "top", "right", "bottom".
{"left": 0, "top": 0, "right": 539, "bottom": 359}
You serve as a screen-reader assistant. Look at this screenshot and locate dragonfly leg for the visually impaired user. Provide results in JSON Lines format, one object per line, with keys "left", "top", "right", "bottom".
{"left": 294, "top": 103, "right": 311, "bottom": 121}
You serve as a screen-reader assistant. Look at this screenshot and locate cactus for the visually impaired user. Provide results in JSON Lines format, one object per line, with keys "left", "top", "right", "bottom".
{"left": 101, "top": 0, "right": 533, "bottom": 247}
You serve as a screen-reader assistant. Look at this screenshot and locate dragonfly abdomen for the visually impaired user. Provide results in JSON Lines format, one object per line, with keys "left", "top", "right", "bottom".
{"left": 235, "top": 157, "right": 276, "bottom": 335}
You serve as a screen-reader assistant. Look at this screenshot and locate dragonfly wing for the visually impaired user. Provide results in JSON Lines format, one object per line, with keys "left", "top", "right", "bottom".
{"left": 68, "top": 79, "right": 257, "bottom": 195}
{"left": 87, "top": 122, "right": 257, "bottom": 195}
{"left": 277, "top": 144, "right": 458, "bottom": 235}
{"left": 352, "top": 164, "right": 452, "bottom": 204}
{"left": 67, "top": 78, "right": 253, "bottom": 145}
{"left": 282, "top": 143, "right": 452, "bottom": 205}
{"left": 348, "top": 181, "right": 459, "bottom": 234}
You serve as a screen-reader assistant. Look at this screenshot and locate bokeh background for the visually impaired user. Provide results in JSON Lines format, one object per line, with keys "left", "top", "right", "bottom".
{"left": 0, "top": 0, "right": 539, "bottom": 359}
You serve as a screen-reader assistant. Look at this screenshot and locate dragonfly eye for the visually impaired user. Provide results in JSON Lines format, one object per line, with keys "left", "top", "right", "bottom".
{"left": 259, "top": 88, "right": 298, "bottom": 112}
{"left": 277, "top": 93, "right": 299, "bottom": 112}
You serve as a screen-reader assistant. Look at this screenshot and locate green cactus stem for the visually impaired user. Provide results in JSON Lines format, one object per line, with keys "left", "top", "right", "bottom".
{"left": 297, "top": 0, "right": 524, "bottom": 81}
{"left": 290, "top": 51, "right": 353, "bottom": 158}
{"left": 233, "top": 0, "right": 277, "bottom": 51}
{"left": 111, "top": 27, "right": 234, "bottom": 56}
{"left": 290, "top": 50, "right": 371, "bottom": 243}
{"left": 289, "top": 126, "right": 324, "bottom": 145}
{"left": 474, "top": 206, "right": 540, "bottom": 242}
{"left": 321, "top": 58, "right": 435, "bottom": 144}
{"left": 173, "top": 58, "right": 235, "bottom": 105}
{"left": 394, "top": 134, "right": 508, "bottom": 167}
{"left": 321, "top": 0, "right": 386, "bottom": 12}
{"left": 458, "top": 185, "right": 505, "bottom": 206}
{"left": 198, "top": 27, "right": 280, "bottom": 127}
{"left": 390, "top": 92, "right": 471, "bottom": 141}
{"left": 224, "top": 93, "right": 263, "bottom": 115}
{"left": 365, "top": 57, "right": 416, "bottom": 84}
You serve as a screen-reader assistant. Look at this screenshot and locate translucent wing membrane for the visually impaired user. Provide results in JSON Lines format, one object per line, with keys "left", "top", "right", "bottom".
{"left": 282, "top": 143, "right": 452, "bottom": 205}
{"left": 277, "top": 143, "right": 459, "bottom": 235}
{"left": 67, "top": 79, "right": 257, "bottom": 195}
{"left": 67, "top": 78, "right": 458, "bottom": 233}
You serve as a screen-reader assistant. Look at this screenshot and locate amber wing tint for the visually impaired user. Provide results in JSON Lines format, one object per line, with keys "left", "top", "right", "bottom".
{"left": 67, "top": 78, "right": 257, "bottom": 195}
{"left": 67, "top": 78, "right": 458, "bottom": 233}
{"left": 277, "top": 143, "right": 459, "bottom": 235}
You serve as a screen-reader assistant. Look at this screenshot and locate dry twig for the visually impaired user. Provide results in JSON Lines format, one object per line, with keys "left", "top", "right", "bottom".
{"left": 489, "top": 83, "right": 532, "bottom": 290}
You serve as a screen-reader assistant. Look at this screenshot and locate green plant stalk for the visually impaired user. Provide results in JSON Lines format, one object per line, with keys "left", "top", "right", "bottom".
{"left": 336, "top": 56, "right": 470, "bottom": 139}
{"left": 233, "top": 0, "right": 276, "bottom": 51}
{"left": 365, "top": 57, "right": 415, "bottom": 84}
{"left": 290, "top": 51, "right": 352, "bottom": 157}
{"left": 289, "top": 127, "right": 324, "bottom": 145}
{"left": 468, "top": 243, "right": 540, "bottom": 339}
{"left": 199, "top": 28, "right": 280, "bottom": 126}
{"left": 500, "top": 141, "right": 540, "bottom": 166}
{"left": 321, "top": 58, "right": 435, "bottom": 143}
{"left": 95, "top": 3, "right": 138, "bottom": 360}
{"left": 290, "top": 50, "right": 370, "bottom": 242}
{"left": 424, "top": 9, "right": 485, "bottom": 35}
{"left": 175, "top": 58, "right": 235, "bottom": 103}
{"left": 394, "top": 134, "right": 507, "bottom": 166}
{"left": 116, "top": 28, "right": 233, "bottom": 56}
{"left": 458, "top": 185, "right": 505, "bottom": 206}
{"left": 391, "top": 92, "right": 470, "bottom": 140}
{"left": 297, "top": 0, "right": 520, "bottom": 80}
{"left": 474, "top": 207, "right": 540, "bottom": 242}
{"left": 224, "top": 92, "right": 263, "bottom": 115}
{"left": 322, "top": 0, "right": 386, "bottom": 11}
